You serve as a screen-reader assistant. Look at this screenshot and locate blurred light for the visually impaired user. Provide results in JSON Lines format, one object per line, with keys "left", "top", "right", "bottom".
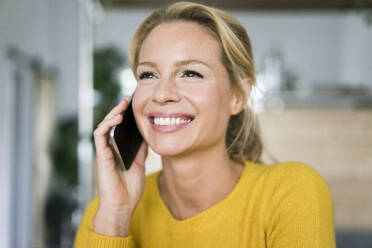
{"left": 120, "top": 68, "right": 137, "bottom": 96}
{"left": 262, "top": 55, "right": 282, "bottom": 91}
{"left": 93, "top": 89, "right": 102, "bottom": 107}
{"left": 249, "top": 73, "right": 267, "bottom": 114}
{"left": 81, "top": 0, "right": 106, "bottom": 24}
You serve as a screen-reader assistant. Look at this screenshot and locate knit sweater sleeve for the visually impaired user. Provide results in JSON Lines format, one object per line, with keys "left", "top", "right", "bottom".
{"left": 265, "top": 162, "right": 336, "bottom": 248}
{"left": 74, "top": 196, "right": 136, "bottom": 248}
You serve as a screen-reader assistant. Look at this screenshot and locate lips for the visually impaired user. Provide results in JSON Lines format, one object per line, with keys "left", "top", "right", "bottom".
{"left": 147, "top": 112, "right": 195, "bottom": 123}
{"left": 147, "top": 112, "right": 195, "bottom": 133}
{"left": 153, "top": 117, "right": 192, "bottom": 125}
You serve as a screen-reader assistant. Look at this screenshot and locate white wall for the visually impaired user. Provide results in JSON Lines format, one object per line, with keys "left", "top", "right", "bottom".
{"left": 0, "top": 0, "right": 79, "bottom": 247}
{"left": 0, "top": 1, "right": 49, "bottom": 246}
{"left": 48, "top": 0, "right": 80, "bottom": 117}
{"left": 95, "top": 9, "right": 372, "bottom": 87}
{"left": 235, "top": 12, "right": 343, "bottom": 85}
{"left": 94, "top": 9, "right": 153, "bottom": 64}
{"left": 339, "top": 14, "right": 372, "bottom": 85}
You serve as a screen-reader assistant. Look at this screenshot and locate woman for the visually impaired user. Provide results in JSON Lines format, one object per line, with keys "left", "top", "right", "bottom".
{"left": 74, "top": 2, "right": 335, "bottom": 247}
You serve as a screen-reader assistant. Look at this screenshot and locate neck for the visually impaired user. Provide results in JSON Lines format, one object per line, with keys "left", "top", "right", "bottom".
{"left": 158, "top": 143, "right": 244, "bottom": 220}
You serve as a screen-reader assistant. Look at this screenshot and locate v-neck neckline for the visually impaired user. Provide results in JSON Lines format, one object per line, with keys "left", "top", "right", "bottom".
{"left": 151, "top": 160, "right": 258, "bottom": 234}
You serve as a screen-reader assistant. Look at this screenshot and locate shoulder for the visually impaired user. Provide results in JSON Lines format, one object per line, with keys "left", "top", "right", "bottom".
{"left": 243, "top": 160, "right": 333, "bottom": 203}
{"left": 244, "top": 160, "right": 328, "bottom": 185}
{"left": 266, "top": 161, "right": 320, "bottom": 174}
{"left": 260, "top": 161, "right": 333, "bottom": 205}
{"left": 260, "top": 162, "right": 336, "bottom": 246}
{"left": 266, "top": 161, "right": 330, "bottom": 188}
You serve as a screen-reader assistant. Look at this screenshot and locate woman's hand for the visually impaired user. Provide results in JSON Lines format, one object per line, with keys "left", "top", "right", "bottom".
{"left": 93, "top": 96, "right": 148, "bottom": 237}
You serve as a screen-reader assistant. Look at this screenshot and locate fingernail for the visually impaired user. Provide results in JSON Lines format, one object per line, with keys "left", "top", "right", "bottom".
{"left": 115, "top": 114, "right": 121, "bottom": 119}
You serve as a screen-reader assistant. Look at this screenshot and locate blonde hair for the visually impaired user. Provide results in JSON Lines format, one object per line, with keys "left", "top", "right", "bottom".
{"left": 129, "top": 1, "right": 263, "bottom": 164}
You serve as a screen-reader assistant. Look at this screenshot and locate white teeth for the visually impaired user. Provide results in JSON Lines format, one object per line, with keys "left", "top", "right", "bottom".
{"left": 154, "top": 117, "right": 192, "bottom": 125}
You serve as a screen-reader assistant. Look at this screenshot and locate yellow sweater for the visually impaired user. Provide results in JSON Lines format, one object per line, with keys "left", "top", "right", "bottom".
{"left": 74, "top": 161, "right": 336, "bottom": 248}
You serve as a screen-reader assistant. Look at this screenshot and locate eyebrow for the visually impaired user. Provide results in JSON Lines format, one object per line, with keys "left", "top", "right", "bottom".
{"left": 138, "top": 59, "right": 210, "bottom": 69}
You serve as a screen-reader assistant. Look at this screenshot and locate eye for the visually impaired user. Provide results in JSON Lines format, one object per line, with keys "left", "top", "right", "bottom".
{"left": 138, "top": 71, "right": 156, "bottom": 80}
{"left": 182, "top": 70, "right": 203, "bottom": 78}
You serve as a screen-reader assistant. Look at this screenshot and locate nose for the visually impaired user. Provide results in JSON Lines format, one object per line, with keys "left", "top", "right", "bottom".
{"left": 152, "top": 76, "right": 181, "bottom": 104}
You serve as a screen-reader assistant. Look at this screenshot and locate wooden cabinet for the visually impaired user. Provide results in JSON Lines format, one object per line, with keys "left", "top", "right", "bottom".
{"left": 258, "top": 108, "right": 372, "bottom": 230}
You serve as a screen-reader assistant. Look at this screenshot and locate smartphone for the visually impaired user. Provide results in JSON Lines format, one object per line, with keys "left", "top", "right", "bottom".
{"left": 109, "top": 97, "right": 143, "bottom": 170}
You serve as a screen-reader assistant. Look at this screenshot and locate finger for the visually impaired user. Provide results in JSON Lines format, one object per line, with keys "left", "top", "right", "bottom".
{"left": 95, "top": 145, "right": 115, "bottom": 166}
{"left": 103, "top": 98, "right": 127, "bottom": 121}
{"left": 124, "top": 95, "right": 131, "bottom": 102}
{"left": 103, "top": 96, "right": 130, "bottom": 121}
{"left": 94, "top": 114, "right": 123, "bottom": 152}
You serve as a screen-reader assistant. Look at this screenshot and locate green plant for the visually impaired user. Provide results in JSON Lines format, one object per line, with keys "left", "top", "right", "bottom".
{"left": 93, "top": 46, "right": 125, "bottom": 126}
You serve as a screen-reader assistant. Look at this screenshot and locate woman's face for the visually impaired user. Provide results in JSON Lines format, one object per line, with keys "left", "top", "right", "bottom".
{"left": 132, "top": 21, "right": 243, "bottom": 157}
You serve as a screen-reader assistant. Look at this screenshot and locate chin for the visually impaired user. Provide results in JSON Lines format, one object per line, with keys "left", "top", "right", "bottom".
{"left": 149, "top": 140, "right": 193, "bottom": 158}
{"left": 151, "top": 144, "right": 185, "bottom": 157}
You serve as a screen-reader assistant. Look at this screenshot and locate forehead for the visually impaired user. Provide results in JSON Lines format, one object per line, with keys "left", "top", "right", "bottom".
{"left": 138, "top": 21, "right": 222, "bottom": 63}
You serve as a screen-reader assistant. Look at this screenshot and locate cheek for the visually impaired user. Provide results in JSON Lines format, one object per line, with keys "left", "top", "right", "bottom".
{"left": 196, "top": 81, "right": 230, "bottom": 106}
{"left": 184, "top": 84, "right": 231, "bottom": 121}
{"left": 132, "top": 93, "right": 141, "bottom": 119}
{"left": 132, "top": 86, "right": 149, "bottom": 115}
{"left": 132, "top": 87, "right": 150, "bottom": 131}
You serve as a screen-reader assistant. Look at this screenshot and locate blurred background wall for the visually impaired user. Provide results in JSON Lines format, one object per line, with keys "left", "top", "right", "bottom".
{"left": 0, "top": 0, "right": 371, "bottom": 247}
{"left": 0, "top": 0, "right": 80, "bottom": 247}
{"left": 96, "top": 9, "right": 372, "bottom": 88}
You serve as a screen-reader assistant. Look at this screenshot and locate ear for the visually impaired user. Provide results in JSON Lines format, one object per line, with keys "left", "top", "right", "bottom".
{"left": 230, "top": 78, "right": 252, "bottom": 115}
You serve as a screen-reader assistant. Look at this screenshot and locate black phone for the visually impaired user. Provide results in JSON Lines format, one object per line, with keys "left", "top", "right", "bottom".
{"left": 110, "top": 97, "right": 143, "bottom": 170}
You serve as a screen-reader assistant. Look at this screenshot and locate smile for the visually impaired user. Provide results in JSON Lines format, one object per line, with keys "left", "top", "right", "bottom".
{"left": 147, "top": 112, "right": 195, "bottom": 133}
{"left": 154, "top": 117, "right": 192, "bottom": 125}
